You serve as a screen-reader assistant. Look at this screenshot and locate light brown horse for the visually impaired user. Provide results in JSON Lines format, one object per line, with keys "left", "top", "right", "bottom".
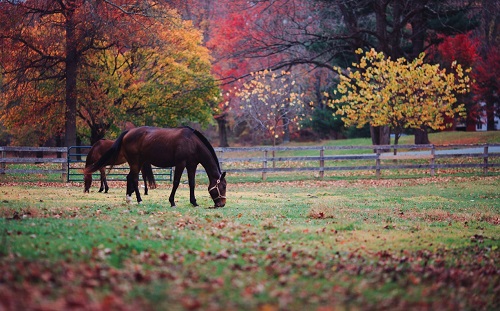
{"left": 84, "top": 139, "right": 156, "bottom": 194}
{"left": 84, "top": 126, "right": 226, "bottom": 207}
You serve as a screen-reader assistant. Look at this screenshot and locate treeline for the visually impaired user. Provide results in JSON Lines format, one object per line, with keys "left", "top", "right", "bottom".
{"left": 1, "top": 1, "right": 498, "bottom": 147}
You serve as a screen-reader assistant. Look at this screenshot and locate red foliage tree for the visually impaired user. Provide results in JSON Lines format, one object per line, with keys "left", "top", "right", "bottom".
{"left": 472, "top": 45, "right": 500, "bottom": 130}
{"left": 430, "top": 32, "right": 481, "bottom": 131}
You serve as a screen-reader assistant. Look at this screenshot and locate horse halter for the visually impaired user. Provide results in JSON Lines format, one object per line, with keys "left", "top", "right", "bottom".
{"left": 209, "top": 176, "right": 226, "bottom": 201}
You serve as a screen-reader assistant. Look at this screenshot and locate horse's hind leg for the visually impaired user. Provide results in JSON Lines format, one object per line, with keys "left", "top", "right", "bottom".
{"left": 126, "top": 170, "right": 142, "bottom": 204}
{"left": 98, "top": 168, "right": 108, "bottom": 192}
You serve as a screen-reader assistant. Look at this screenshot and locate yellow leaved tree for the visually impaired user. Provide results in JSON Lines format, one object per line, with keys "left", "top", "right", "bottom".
{"left": 330, "top": 49, "right": 470, "bottom": 153}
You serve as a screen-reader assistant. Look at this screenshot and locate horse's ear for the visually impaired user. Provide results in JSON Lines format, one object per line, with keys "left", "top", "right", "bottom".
{"left": 221, "top": 171, "right": 226, "bottom": 179}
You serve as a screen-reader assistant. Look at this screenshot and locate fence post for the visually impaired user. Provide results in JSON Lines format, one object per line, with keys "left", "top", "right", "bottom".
{"left": 430, "top": 145, "right": 435, "bottom": 177}
{"left": 376, "top": 148, "right": 381, "bottom": 179}
{"left": 319, "top": 147, "right": 324, "bottom": 179}
{"left": 483, "top": 145, "right": 489, "bottom": 175}
{"left": 62, "top": 148, "right": 68, "bottom": 182}
{"left": 262, "top": 150, "right": 268, "bottom": 181}
{"left": 0, "top": 148, "right": 5, "bottom": 174}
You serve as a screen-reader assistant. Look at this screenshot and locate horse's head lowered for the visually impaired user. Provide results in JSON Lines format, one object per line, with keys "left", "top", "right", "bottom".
{"left": 208, "top": 172, "right": 227, "bottom": 207}
{"left": 83, "top": 172, "right": 92, "bottom": 193}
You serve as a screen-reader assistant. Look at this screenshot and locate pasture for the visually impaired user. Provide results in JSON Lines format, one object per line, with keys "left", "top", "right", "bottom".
{"left": 1, "top": 175, "right": 499, "bottom": 310}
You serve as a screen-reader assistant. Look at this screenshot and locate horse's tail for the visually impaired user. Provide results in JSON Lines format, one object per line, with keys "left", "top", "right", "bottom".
{"left": 141, "top": 162, "right": 157, "bottom": 189}
{"left": 84, "top": 131, "right": 128, "bottom": 174}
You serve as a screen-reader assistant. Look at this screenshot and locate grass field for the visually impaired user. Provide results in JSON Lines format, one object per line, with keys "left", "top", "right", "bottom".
{"left": 1, "top": 175, "right": 499, "bottom": 310}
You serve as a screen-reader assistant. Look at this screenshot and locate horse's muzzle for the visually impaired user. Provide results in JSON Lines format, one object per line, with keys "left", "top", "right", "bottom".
{"left": 215, "top": 199, "right": 226, "bottom": 208}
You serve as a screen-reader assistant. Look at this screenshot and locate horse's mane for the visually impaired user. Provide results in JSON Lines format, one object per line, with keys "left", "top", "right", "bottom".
{"left": 185, "top": 126, "right": 221, "bottom": 173}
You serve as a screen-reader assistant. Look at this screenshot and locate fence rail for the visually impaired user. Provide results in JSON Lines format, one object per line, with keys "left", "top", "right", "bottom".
{"left": 1, "top": 144, "right": 499, "bottom": 182}
{"left": 0, "top": 146, "right": 68, "bottom": 181}
{"left": 213, "top": 143, "right": 500, "bottom": 180}
{"left": 67, "top": 146, "right": 173, "bottom": 183}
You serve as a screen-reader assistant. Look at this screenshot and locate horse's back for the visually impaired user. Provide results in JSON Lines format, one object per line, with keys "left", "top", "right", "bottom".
{"left": 122, "top": 126, "right": 197, "bottom": 168}
{"left": 94, "top": 139, "right": 114, "bottom": 155}
{"left": 86, "top": 139, "right": 112, "bottom": 164}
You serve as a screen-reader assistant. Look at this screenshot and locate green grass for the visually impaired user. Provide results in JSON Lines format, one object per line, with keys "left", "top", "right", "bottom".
{"left": 1, "top": 176, "right": 499, "bottom": 310}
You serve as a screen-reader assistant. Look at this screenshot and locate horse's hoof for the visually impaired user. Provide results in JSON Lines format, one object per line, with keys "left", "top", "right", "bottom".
{"left": 138, "top": 201, "right": 142, "bottom": 205}
{"left": 126, "top": 195, "right": 133, "bottom": 204}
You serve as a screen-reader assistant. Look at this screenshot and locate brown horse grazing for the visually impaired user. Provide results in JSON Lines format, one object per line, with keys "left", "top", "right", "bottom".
{"left": 84, "top": 126, "right": 226, "bottom": 208}
{"left": 84, "top": 139, "right": 156, "bottom": 194}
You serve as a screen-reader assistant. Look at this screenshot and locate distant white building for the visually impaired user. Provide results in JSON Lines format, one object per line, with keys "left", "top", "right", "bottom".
{"left": 476, "top": 102, "right": 499, "bottom": 131}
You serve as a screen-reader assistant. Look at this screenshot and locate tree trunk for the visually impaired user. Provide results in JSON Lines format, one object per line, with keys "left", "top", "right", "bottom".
{"left": 394, "top": 132, "right": 400, "bottom": 155}
{"left": 466, "top": 113, "right": 477, "bottom": 131}
{"left": 414, "top": 128, "right": 430, "bottom": 144}
{"left": 216, "top": 114, "right": 229, "bottom": 147}
{"left": 282, "top": 115, "right": 290, "bottom": 144}
{"left": 486, "top": 101, "right": 496, "bottom": 130}
{"left": 370, "top": 125, "right": 390, "bottom": 152}
{"left": 410, "top": 1, "right": 426, "bottom": 59}
{"left": 372, "top": 126, "right": 390, "bottom": 145}
{"left": 90, "top": 126, "right": 106, "bottom": 145}
{"left": 64, "top": 8, "right": 78, "bottom": 148}
{"left": 76, "top": 136, "right": 82, "bottom": 161}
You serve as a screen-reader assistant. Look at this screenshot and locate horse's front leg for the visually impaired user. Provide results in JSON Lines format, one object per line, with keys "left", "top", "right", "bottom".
{"left": 142, "top": 171, "right": 148, "bottom": 195}
{"left": 103, "top": 176, "right": 109, "bottom": 193}
{"left": 187, "top": 167, "right": 198, "bottom": 207}
{"left": 133, "top": 172, "right": 141, "bottom": 203}
{"left": 169, "top": 166, "right": 184, "bottom": 207}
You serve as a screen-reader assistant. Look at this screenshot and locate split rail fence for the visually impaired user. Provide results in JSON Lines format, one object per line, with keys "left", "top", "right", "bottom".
{"left": 214, "top": 144, "right": 500, "bottom": 180}
{"left": 1, "top": 144, "right": 499, "bottom": 182}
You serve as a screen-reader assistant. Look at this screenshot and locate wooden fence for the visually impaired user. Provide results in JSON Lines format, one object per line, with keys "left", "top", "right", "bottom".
{"left": 1, "top": 144, "right": 499, "bottom": 182}
{"left": 66, "top": 146, "right": 173, "bottom": 182}
{"left": 214, "top": 144, "right": 500, "bottom": 180}
{"left": 0, "top": 146, "right": 68, "bottom": 181}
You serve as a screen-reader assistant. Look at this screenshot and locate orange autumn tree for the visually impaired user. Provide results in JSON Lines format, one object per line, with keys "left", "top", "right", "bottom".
{"left": 331, "top": 49, "right": 470, "bottom": 153}
{"left": 0, "top": 0, "right": 151, "bottom": 146}
{"left": 77, "top": 13, "right": 219, "bottom": 144}
{"left": 0, "top": 1, "right": 219, "bottom": 146}
{"left": 0, "top": 7, "right": 66, "bottom": 145}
